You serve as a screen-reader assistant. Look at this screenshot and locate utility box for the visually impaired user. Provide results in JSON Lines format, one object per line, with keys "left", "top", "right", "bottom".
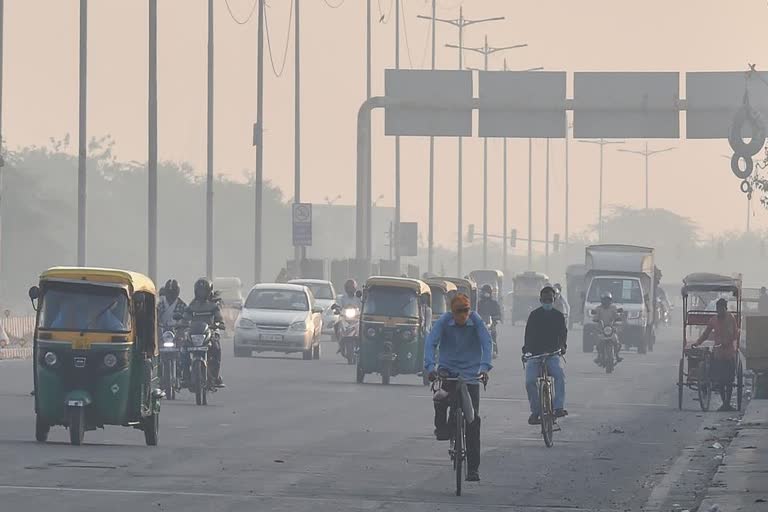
{"left": 745, "top": 316, "right": 768, "bottom": 371}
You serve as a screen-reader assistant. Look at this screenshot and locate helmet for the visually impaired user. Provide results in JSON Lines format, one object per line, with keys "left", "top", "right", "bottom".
{"left": 553, "top": 283, "right": 562, "bottom": 293}
{"left": 194, "top": 278, "right": 212, "bottom": 301}
{"left": 600, "top": 292, "right": 613, "bottom": 305}
{"left": 166, "top": 279, "right": 180, "bottom": 302}
{"left": 344, "top": 279, "right": 357, "bottom": 296}
{"left": 481, "top": 284, "right": 493, "bottom": 298}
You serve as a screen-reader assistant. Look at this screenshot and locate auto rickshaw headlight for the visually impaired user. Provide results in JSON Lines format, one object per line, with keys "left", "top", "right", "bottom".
{"left": 43, "top": 351, "right": 58, "bottom": 367}
{"left": 103, "top": 353, "right": 118, "bottom": 368}
{"left": 365, "top": 327, "right": 377, "bottom": 338}
{"left": 162, "top": 331, "right": 175, "bottom": 346}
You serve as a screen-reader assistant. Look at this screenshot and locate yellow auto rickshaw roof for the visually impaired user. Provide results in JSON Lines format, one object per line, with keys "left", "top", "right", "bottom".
{"left": 365, "top": 276, "right": 431, "bottom": 295}
{"left": 424, "top": 278, "right": 458, "bottom": 293}
{"left": 442, "top": 276, "right": 477, "bottom": 290}
{"left": 40, "top": 267, "right": 156, "bottom": 295}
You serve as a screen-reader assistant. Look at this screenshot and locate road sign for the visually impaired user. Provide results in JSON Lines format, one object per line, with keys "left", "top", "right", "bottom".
{"left": 292, "top": 203, "right": 312, "bottom": 247}
{"left": 686, "top": 71, "right": 768, "bottom": 139}
{"left": 384, "top": 69, "right": 473, "bottom": 137}
{"left": 573, "top": 72, "right": 680, "bottom": 138}
{"left": 399, "top": 222, "right": 418, "bottom": 257}
{"left": 479, "top": 71, "right": 567, "bottom": 138}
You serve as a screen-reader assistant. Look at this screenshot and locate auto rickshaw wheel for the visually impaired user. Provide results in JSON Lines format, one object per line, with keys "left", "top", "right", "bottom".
{"left": 68, "top": 407, "right": 85, "bottom": 446}
{"left": 678, "top": 358, "right": 685, "bottom": 410}
{"left": 143, "top": 412, "right": 159, "bottom": 446}
{"left": 356, "top": 363, "right": 365, "bottom": 384}
{"left": 35, "top": 415, "right": 49, "bottom": 443}
{"left": 737, "top": 358, "right": 744, "bottom": 411}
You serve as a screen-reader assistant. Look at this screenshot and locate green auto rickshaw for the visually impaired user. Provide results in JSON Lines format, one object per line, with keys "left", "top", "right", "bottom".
{"left": 424, "top": 278, "right": 457, "bottom": 327}
{"left": 29, "top": 267, "right": 163, "bottom": 446}
{"left": 356, "top": 276, "right": 431, "bottom": 385}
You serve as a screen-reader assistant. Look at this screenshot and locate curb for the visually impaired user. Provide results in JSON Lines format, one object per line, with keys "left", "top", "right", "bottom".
{"left": 0, "top": 347, "right": 32, "bottom": 360}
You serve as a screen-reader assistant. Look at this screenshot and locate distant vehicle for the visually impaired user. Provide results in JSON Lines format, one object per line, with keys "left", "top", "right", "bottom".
{"left": 565, "top": 264, "right": 587, "bottom": 330}
{"left": 289, "top": 279, "right": 338, "bottom": 337}
{"left": 511, "top": 271, "right": 549, "bottom": 324}
{"left": 213, "top": 277, "right": 244, "bottom": 309}
{"left": 233, "top": 284, "right": 323, "bottom": 360}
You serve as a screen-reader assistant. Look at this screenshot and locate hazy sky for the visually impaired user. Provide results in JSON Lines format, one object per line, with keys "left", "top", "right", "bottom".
{"left": 5, "top": 0, "right": 768, "bottom": 252}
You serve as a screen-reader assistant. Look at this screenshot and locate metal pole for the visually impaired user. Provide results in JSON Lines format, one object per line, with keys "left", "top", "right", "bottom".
{"left": 427, "top": 0, "right": 436, "bottom": 273}
{"left": 365, "top": 0, "right": 372, "bottom": 262}
{"left": 148, "top": 0, "right": 158, "bottom": 282}
{"left": 294, "top": 0, "right": 303, "bottom": 267}
{"left": 564, "top": 116, "right": 569, "bottom": 252}
{"left": 254, "top": 0, "right": 265, "bottom": 283}
{"left": 482, "top": 35, "right": 489, "bottom": 269}
{"left": 599, "top": 140, "right": 604, "bottom": 242}
{"left": 528, "top": 138, "right": 532, "bottom": 269}
{"left": 502, "top": 137, "right": 508, "bottom": 275}
{"left": 77, "top": 0, "right": 87, "bottom": 267}
{"left": 644, "top": 141, "right": 649, "bottom": 210}
{"left": 545, "top": 138, "right": 550, "bottom": 273}
{"left": 747, "top": 195, "right": 751, "bottom": 233}
{"left": 457, "top": 8, "right": 463, "bottom": 276}
{"left": 394, "top": 0, "right": 400, "bottom": 269}
{"left": 0, "top": 0, "right": 4, "bottom": 288}
{"left": 205, "top": 0, "right": 213, "bottom": 280}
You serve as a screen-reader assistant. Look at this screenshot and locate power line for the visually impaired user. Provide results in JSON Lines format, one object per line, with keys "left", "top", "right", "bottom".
{"left": 418, "top": 14, "right": 433, "bottom": 69}
{"left": 377, "top": 0, "right": 394, "bottom": 23}
{"left": 264, "top": 0, "right": 294, "bottom": 77}
{"left": 323, "top": 0, "right": 345, "bottom": 8}
{"left": 400, "top": 0, "right": 415, "bottom": 67}
{"left": 224, "top": 0, "right": 258, "bottom": 25}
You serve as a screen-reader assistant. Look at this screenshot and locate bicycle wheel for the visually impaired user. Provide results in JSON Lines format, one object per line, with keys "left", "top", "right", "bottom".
{"left": 540, "top": 380, "right": 554, "bottom": 448}
{"left": 455, "top": 407, "right": 464, "bottom": 496}
{"left": 698, "top": 356, "right": 712, "bottom": 412}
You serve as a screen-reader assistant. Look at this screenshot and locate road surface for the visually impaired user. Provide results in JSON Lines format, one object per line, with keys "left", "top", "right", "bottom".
{"left": 0, "top": 324, "right": 740, "bottom": 511}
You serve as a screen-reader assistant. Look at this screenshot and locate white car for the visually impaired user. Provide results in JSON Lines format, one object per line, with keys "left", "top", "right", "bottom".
{"left": 288, "top": 279, "right": 338, "bottom": 336}
{"left": 233, "top": 284, "right": 323, "bottom": 360}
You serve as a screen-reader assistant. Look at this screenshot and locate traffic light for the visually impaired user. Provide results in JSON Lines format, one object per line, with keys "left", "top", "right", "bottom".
{"left": 510, "top": 229, "right": 517, "bottom": 247}
{"left": 553, "top": 234, "right": 560, "bottom": 253}
{"left": 467, "top": 224, "right": 475, "bottom": 243}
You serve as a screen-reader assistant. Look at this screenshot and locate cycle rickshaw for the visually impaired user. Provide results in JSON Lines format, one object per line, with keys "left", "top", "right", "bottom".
{"left": 678, "top": 273, "right": 745, "bottom": 411}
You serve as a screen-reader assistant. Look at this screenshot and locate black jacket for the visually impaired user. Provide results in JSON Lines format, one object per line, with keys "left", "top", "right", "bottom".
{"left": 477, "top": 298, "right": 502, "bottom": 323}
{"left": 523, "top": 307, "right": 567, "bottom": 355}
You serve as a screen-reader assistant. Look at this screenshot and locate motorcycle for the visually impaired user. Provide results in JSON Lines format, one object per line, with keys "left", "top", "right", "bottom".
{"left": 335, "top": 304, "right": 360, "bottom": 365}
{"left": 177, "top": 313, "right": 224, "bottom": 406}
{"left": 158, "top": 327, "right": 181, "bottom": 400}
{"left": 655, "top": 298, "right": 670, "bottom": 327}
{"left": 596, "top": 313, "right": 622, "bottom": 374}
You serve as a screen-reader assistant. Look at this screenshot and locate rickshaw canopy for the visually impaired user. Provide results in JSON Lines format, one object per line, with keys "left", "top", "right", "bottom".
{"left": 424, "top": 278, "right": 458, "bottom": 294}
{"left": 681, "top": 273, "right": 742, "bottom": 296}
{"left": 365, "top": 276, "right": 431, "bottom": 296}
{"left": 39, "top": 267, "right": 157, "bottom": 295}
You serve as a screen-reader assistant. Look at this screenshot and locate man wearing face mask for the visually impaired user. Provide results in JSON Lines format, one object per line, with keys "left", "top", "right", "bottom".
{"left": 691, "top": 298, "right": 739, "bottom": 411}
{"left": 477, "top": 284, "right": 502, "bottom": 357}
{"left": 522, "top": 286, "right": 568, "bottom": 425}
{"left": 425, "top": 293, "right": 492, "bottom": 483}
{"left": 158, "top": 279, "right": 187, "bottom": 331}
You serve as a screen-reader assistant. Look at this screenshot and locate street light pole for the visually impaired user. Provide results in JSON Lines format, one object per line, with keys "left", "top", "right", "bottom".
{"left": 148, "top": 0, "right": 158, "bottom": 282}
{"left": 205, "top": 0, "right": 214, "bottom": 280}
{"left": 578, "top": 138, "right": 624, "bottom": 242}
{"left": 77, "top": 0, "right": 87, "bottom": 267}
{"left": 427, "top": 0, "right": 436, "bottom": 274}
{"left": 528, "top": 138, "right": 533, "bottom": 268}
{"left": 448, "top": 36, "right": 527, "bottom": 269}
{"left": 617, "top": 142, "right": 675, "bottom": 210}
{"left": 294, "top": 0, "right": 304, "bottom": 268}
{"left": 545, "top": 138, "right": 550, "bottom": 273}
{"left": 254, "top": 0, "right": 265, "bottom": 283}
{"left": 424, "top": 8, "right": 504, "bottom": 275}
{"left": 393, "top": 0, "right": 401, "bottom": 270}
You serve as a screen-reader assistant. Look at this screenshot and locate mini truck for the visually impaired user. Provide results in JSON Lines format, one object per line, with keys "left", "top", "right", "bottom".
{"left": 582, "top": 245, "right": 657, "bottom": 354}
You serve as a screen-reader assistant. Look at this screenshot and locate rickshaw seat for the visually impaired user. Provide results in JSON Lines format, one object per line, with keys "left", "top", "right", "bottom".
{"left": 686, "top": 311, "right": 716, "bottom": 326}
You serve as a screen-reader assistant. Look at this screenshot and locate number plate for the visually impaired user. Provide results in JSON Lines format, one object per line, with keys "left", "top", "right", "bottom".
{"left": 188, "top": 346, "right": 209, "bottom": 352}
{"left": 260, "top": 334, "right": 283, "bottom": 342}
{"left": 159, "top": 347, "right": 177, "bottom": 352}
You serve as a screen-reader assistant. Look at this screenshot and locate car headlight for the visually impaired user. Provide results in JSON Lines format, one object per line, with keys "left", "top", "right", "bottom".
{"left": 366, "top": 326, "right": 377, "bottom": 338}
{"left": 190, "top": 334, "right": 206, "bottom": 346}
{"left": 602, "top": 326, "right": 614, "bottom": 337}
{"left": 343, "top": 308, "right": 358, "bottom": 320}
{"left": 43, "top": 351, "right": 58, "bottom": 367}
{"left": 289, "top": 321, "right": 308, "bottom": 332}
{"left": 162, "top": 331, "right": 175, "bottom": 344}
{"left": 238, "top": 318, "right": 255, "bottom": 329}
{"left": 103, "top": 353, "right": 118, "bottom": 368}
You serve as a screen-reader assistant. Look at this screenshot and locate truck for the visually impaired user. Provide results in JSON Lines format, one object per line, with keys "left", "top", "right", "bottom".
{"left": 582, "top": 245, "right": 657, "bottom": 354}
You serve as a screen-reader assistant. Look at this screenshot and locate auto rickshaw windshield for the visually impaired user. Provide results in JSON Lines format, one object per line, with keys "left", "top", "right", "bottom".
{"left": 364, "top": 287, "right": 419, "bottom": 318}
{"left": 38, "top": 282, "right": 130, "bottom": 332}
{"left": 431, "top": 288, "right": 447, "bottom": 315}
{"left": 515, "top": 278, "right": 543, "bottom": 294}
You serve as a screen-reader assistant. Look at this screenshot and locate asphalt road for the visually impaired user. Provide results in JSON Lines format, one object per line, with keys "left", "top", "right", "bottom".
{"left": 0, "top": 323, "right": 743, "bottom": 512}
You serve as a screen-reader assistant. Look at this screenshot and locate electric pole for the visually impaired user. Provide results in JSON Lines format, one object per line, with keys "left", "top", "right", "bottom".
{"left": 77, "top": 0, "right": 87, "bottom": 267}
{"left": 578, "top": 138, "right": 624, "bottom": 242}
{"left": 0, "top": 0, "right": 5, "bottom": 289}
{"left": 427, "top": 0, "right": 436, "bottom": 274}
{"left": 394, "top": 0, "right": 401, "bottom": 270}
{"left": 528, "top": 138, "right": 533, "bottom": 269}
{"left": 617, "top": 142, "right": 675, "bottom": 210}
{"left": 448, "top": 35, "right": 526, "bottom": 269}
{"left": 205, "top": 0, "right": 214, "bottom": 280}
{"left": 565, "top": 117, "right": 571, "bottom": 257}
{"left": 423, "top": 7, "right": 504, "bottom": 276}
{"left": 294, "top": 0, "right": 303, "bottom": 269}
{"left": 254, "top": 0, "right": 265, "bottom": 283}
{"left": 545, "top": 138, "right": 550, "bottom": 273}
{"left": 148, "top": 0, "right": 158, "bottom": 282}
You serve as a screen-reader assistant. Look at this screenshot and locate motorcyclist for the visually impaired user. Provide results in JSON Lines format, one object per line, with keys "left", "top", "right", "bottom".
{"left": 158, "top": 279, "right": 187, "bottom": 331}
{"left": 553, "top": 283, "right": 570, "bottom": 320}
{"left": 592, "top": 292, "right": 622, "bottom": 364}
{"left": 336, "top": 279, "right": 362, "bottom": 352}
{"left": 477, "top": 284, "right": 502, "bottom": 357}
{"left": 183, "top": 278, "right": 226, "bottom": 388}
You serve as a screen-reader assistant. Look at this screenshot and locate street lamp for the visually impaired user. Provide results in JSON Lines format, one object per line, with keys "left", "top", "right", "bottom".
{"left": 578, "top": 138, "right": 625, "bottom": 241}
{"left": 617, "top": 143, "right": 675, "bottom": 209}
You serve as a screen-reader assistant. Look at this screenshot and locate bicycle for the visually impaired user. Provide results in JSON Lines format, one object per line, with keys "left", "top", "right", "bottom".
{"left": 431, "top": 371, "right": 487, "bottom": 496}
{"left": 523, "top": 351, "right": 563, "bottom": 448}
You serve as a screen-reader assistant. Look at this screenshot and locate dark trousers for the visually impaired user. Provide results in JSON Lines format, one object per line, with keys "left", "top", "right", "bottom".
{"left": 713, "top": 356, "right": 736, "bottom": 404}
{"left": 434, "top": 382, "right": 481, "bottom": 472}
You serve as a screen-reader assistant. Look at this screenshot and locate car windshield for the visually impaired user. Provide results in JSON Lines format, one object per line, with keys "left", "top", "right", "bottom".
{"left": 38, "top": 283, "right": 130, "bottom": 333}
{"left": 430, "top": 288, "right": 447, "bottom": 315}
{"left": 295, "top": 282, "right": 334, "bottom": 300}
{"left": 364, "top": 287, "right": 419, "bottom": 318}
{"left": 245, "top": 289, "right": 309, "bottom": 311}
{"left": 587, "top": 278, "right": 644, "bottom": 304}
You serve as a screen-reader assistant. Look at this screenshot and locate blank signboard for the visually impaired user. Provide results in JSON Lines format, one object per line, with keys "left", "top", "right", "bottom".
{"left": 573, "top": 72, "right": 680, "bottom": 138}
{"left": 686, "top": 72, "right": 768, "bottom": 139}
{"left": 385, "top": 69, "right": 473, "bottom": 137}
{"left": 478, "top": 71, "right": 566, "bottom": 138}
